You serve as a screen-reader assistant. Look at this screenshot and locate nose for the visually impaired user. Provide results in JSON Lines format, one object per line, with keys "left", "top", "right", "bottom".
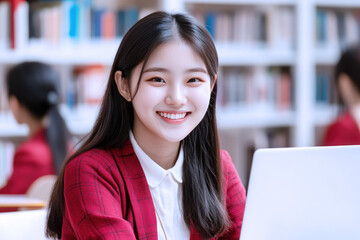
{"left": 165, "top": 84, "right": 187, "bottom": 106}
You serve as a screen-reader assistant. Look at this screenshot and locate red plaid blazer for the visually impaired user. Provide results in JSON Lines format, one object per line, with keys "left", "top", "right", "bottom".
{"left": 62, "top": 140, "right": 246, "bottom": 239}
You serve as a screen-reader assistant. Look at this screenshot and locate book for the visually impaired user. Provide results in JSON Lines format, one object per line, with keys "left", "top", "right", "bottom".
{"left": 326, "top": 10, "right": 339, "bottom": 48}
{"left": 316, "top": 9, "right": 327, "bottom": 45}
{"left": 91, "top": 8, "right": 105, "bottom": 38}
{"left": 197, "top": 6, "right": 295, "bottom": 48}
{"left": 78, "top": 0, "right": 91, "bottom": 41}
{"left": 276, "top": 70, "right": 291, "bottom": 110}
{"left": 101, "top": 10, "right": 116, "bottom": 39}
{"left": 72, "top": 65, "right": 108, "bottom": 106}
{"left": 315, "top": 66, "right": 337, "bottom": 105}
{"left": 315, "top": 70, "right": 330, "bottom": 104}
{"left": 205, "top": 11, "right": 216, "bottom": 39}
{"left": 123, "top": 8, "right": 139, "bottom": 34}
{"left": 9, "top": 0, "right": 28, "bottom": 49}
{"left": 0, "top": 1, "right": 10, "bottom": 50}
{"left": 316, "top": 8, "right": 360, "bottom": 49}
{"left": 68, "top": 0, "right": 80, "bottom": 40}
{"left": 345, "top": 11, "right": 359, "bottom": 46}
{"left": 221, "top": 66, "right": 293, "bottom": 111}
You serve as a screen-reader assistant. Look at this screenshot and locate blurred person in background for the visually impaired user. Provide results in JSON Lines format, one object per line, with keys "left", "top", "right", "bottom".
{"left": 0, "top": 62, "right": 71, "bottom": 198}
{"left": 322, "top": 44, "right": 360, "bottom": 146}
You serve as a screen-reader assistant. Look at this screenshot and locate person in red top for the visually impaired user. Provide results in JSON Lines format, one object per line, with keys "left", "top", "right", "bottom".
{"left": 46, "top": 11, "right": 246, "bottom": 240}
{"left": 0, "top": 62, "right": 71, "bottom": 197}
{"left": 322, "top": 44, "right": 360, "bottom": 146}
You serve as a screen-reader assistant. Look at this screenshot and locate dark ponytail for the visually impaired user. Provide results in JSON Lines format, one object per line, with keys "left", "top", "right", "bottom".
{"left": 46, "top": 95, "right": 71, "bottom": 173}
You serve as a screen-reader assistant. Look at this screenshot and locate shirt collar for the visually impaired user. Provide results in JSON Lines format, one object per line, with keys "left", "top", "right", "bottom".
{"left": 129, "top": 131, "right": 184, "bottom": 188}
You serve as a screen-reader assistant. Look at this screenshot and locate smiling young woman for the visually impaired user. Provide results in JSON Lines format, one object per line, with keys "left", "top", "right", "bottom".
{"left": 115, "top": 40, "right": 214, "bottom": 168}
{"left": 46, "top": 11, "right": 246, "bottom": 240}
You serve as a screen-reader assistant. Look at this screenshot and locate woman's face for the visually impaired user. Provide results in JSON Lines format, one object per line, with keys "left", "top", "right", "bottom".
{"left": 8, "top": 96, "right": 23, "bottom": 124}
{"left": 125, "top": 40, "right": 213, "bottom": 146}
{"left": 338, "top": 73, "right": 360, "bottom": 107}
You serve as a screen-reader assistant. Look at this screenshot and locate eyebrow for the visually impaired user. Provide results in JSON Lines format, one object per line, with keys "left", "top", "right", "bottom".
{"left": 143, "top": 67, "right": 208, "bottom": 74}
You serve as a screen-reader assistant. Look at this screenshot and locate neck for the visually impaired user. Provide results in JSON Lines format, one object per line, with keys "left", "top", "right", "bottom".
{"left": 349, "top": 99, "right": 360, "bottom": 110}
{"left": 133, "top": 131, "right": 180, "bottom": 170}
{"left": 27, "top": 116, "right": 45, "bottom": 138}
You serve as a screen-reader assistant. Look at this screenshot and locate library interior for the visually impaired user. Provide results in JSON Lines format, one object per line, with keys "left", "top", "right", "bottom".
{"left": 0, "top": 0, "right": 360, "bottom": 238}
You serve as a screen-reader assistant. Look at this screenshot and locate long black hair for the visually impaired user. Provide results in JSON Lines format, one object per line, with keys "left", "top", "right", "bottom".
{"left": 46, "top": 11, "right": 229, "bottom": 239}
{"left": 6, "top": 61, "right": 71, "bottom": 173}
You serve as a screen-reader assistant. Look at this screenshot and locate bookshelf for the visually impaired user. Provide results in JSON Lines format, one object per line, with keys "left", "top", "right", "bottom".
{"left": 0, "top": 0, "right": 359, "bottom": 188}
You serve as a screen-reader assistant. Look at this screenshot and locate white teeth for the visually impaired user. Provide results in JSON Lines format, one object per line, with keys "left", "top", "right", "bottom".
{"left": 159, "top": 112, "right": 186, "bottom": 120}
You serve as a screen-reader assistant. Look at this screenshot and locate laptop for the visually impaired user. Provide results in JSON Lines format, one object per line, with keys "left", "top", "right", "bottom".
{"left": 240, "top": 145, "right": 360, "bottom": 240}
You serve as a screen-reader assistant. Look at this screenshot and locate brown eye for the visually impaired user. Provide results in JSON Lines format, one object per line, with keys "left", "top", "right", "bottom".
{"left": 188, "top": 78, "right": 201, "bottom": 83}
{"left": 150, "top": 77, "right": 165, "bottom": 83}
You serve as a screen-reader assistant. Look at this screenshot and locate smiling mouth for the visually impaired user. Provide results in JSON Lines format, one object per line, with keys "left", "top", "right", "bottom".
{"left": 157, "top": 112, "right": 189, "bottom": 120}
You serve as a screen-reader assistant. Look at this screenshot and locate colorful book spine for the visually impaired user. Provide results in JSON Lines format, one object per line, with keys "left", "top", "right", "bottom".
{"left": 101, "top": 10, "right": 116, "bottom": 39}
{"left": 9, "top": 0, "right": 28, "bottom": 49}
{"left": 316, "top": 8, "right": 360, "bottom": 48}
{"left": 195, "top": 7, "right": 294, "bottom": 48}
{"left": 123, "top": 8, "right": 139, "bottom": 34}
{"left": 221, "top": 66, "right": 292, "bottom": 111}
{"left": 91, "top": 8, "right": 104, "bottom": 38}
{"left": 68, "top": 1, "right": 80, "bottom": 39}
{"left": 71, "top": 65, "right": 108, "bottom": 106}
{"left": 205, "top": 12, "right": 216, "bottom": 39}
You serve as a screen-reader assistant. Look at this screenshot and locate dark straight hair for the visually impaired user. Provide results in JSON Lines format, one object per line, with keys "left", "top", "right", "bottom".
{"left": 335, "top": 43, "right": 360, "bottom": 108}
{"left": 46, "top": 11, "right": 228, "bottom": 239}
{"left": 6, "top": 61, "right": 70, "bottom": 173}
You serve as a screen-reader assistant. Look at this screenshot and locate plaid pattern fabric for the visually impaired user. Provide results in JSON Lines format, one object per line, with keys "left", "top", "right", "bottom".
{"left": 62, "top": 140, "right": 246, "bottom": 239}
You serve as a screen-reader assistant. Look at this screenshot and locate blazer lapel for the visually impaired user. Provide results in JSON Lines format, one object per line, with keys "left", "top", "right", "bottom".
{"left": 112, "top": 140, "right": 158, "bottom": 240}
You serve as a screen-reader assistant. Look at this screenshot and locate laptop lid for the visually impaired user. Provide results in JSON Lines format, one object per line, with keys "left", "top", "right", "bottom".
{"left": 240, "top": 145, "right": 360, "bottom": 240}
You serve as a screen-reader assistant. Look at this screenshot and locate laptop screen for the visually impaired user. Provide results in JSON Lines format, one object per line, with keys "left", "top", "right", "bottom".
{"left": 240, "top": 145, "right": 360, "bottom": 240}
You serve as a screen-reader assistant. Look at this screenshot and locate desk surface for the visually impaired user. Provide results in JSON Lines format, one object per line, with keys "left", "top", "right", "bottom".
{"left": 0, "top": 194, "right": 46, "bottom": 209}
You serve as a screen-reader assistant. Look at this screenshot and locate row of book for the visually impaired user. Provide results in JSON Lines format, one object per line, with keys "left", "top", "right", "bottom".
{"left": 0, "top": 64, "right": 109, "bottom": 112}
{"left": 218, "top": 65, "right": 339, "bottom": 110}
{"left": 316, "top": 8, "right": 360, "bottom": 48}
{"left": 66, "top": 65, "right": 109, "bottom": 108}
{"left": 0, "top": 0, "right": 154, "bottom": 49}
{"left": 0, "top": 64, "right": 342, "bottom": 113}
{"left": 1, "top": 64, "right": 293, "bottom": 112}
{"left": 219, "top": 66, "right": 293, "bottom": 111}
{"left": 69, "top": 65, "right": 293, "bottom": 111}
{"left": 315, "top": 66, "right": 337, "bottom": 105}
{"left": 193, "top": 6, "right": 295, "bottom": 49}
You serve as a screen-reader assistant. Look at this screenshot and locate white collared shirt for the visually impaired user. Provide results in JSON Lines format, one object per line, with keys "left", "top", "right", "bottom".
{"left": 129, "top": 132, "right": 190, "bottom": 240}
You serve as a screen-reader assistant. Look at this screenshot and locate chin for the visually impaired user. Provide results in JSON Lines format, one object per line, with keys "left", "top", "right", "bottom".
{"left": 164, "top": 136, "right": 185, "bottom": 143}
{"left": 162, "top": 133, "right": 189, "bottom": 143}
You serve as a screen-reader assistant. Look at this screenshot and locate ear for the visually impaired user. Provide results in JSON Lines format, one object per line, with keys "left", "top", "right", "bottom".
{"left": 114, "top": 71, "right": 131, "bottom": 101}
{"left": 211, "top": 74, "right": 217, "bottom": 91}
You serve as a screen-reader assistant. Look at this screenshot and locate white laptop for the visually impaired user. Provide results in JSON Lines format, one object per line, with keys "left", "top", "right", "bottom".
{"left": 240, "top": 145, "right": 360, "bottom": 240}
